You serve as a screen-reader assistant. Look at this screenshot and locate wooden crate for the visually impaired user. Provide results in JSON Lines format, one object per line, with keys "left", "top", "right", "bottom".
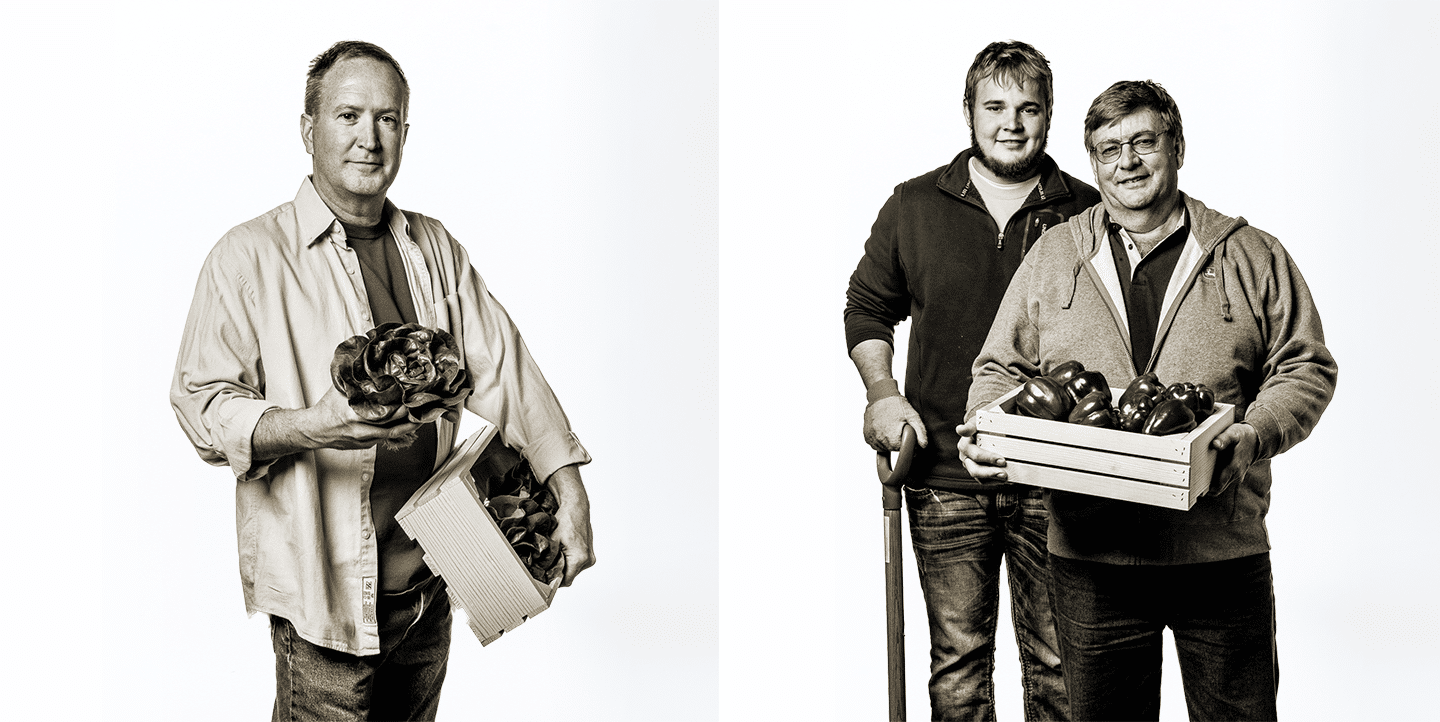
{"left": 396, "top": 423, "right": 560, "bottom": 646}
{"left": 973, "top": 385, "right": 1236, "bottom": 510}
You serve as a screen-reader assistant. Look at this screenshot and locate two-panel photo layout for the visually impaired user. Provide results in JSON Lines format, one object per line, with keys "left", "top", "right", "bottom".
{"left": 6, "top": 2, "right": 1435, "bottom": 720}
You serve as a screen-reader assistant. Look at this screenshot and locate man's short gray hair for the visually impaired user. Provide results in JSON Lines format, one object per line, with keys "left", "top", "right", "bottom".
{"left": 1083, "top": 80, "right": 1183, "bottom": 152}
{"left": 304, "top": 40, "right": 410, "bottom": 119}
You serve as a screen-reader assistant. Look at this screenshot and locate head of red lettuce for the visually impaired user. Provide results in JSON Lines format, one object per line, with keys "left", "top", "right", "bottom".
{"left": 473, "top": 449, "right": 566, "bottom": 585}
{"left": 330, "top": 323, "right": 472, "bottom": 430}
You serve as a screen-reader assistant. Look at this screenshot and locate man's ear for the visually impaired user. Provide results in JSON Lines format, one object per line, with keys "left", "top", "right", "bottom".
{"left": 1085, "top": 132, "right": 1100, "bottom": 184}
{"left": 1174, "top": 136, "right": 1185, "bottom": 170}
{"left": 300, "top": 114, "right": 315, "bottom": 155}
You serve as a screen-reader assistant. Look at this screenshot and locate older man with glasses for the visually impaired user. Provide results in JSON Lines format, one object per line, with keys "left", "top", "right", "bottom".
{"left": 959, "top": 80, "right": 1337, "bottom": 720}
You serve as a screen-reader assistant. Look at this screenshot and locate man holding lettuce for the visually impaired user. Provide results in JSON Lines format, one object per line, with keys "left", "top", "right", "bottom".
{"left": 170, "top": 40, "right": 594, "bottom": 721}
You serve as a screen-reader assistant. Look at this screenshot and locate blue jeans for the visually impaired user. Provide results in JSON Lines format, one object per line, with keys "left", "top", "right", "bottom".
{"left": 270, "top": 575, "right": 453, "bottom": 722}
{"left": 1049, "top": 553, "right": 1278, "bottom": 722}
{"left": 905, "top": 486, "right": 1068, "bottom": 721}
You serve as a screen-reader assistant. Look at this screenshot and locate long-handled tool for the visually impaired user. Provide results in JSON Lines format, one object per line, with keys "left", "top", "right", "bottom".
{"left": 876, "top": 424, "right": 917, "bottom": 722}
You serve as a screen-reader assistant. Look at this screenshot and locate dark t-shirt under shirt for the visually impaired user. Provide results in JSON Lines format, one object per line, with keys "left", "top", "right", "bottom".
{"left": 342, "top": 217, "right": 439, "bottom": 593}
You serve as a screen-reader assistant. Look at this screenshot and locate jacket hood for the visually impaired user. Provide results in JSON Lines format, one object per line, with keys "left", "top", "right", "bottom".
{"left": 1060, "top": 194, "right": 1250, "bottom": 321}
{"left": 936, "top": 149, "right": 1077, "bottom": 207}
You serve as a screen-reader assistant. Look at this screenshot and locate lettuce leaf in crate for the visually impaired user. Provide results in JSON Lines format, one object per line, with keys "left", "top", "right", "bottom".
{"left": 469, "top": 442, "right": 566, "bottom": 584}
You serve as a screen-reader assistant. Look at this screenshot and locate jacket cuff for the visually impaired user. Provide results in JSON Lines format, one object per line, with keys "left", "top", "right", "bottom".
{"left": 523, "top": 430, "right": 592, "bottom": 483}
{"left": 844, "top": 322, "right": 896, "bottom": 355}
{"left": 1240, "top": 404, "right": 1283, "bottom": 462}
{"left": 220, "top": 397, "right": 282, "bottom": 481}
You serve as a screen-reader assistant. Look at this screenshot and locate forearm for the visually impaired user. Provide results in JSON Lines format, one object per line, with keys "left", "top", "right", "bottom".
{"left": 852, "top": 338, "right": 927, "bottom": 448}
{"left": 250, "top": 387, "right": 417, "bottom": 460}
{"left": 849, "top": 339, "right": 898, "bottom": 390}
{"left": 545, "top": 463, "right": 595, "bottom": 586}
{"left": 546, "top": 464, "right": 591, "bottom": 519}
{"left": 251, "top": 407, "right": 323, "bottom": 461}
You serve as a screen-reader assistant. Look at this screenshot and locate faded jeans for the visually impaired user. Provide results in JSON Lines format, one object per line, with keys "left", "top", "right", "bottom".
{"left": 270, "top": 574, "right": 453, "bottom": 722}
{"left": 905, "top": 486, "right": 1068, "bottom": 721}
{"left": 1049, "top": 552, "right": 1278, "bottom": 722}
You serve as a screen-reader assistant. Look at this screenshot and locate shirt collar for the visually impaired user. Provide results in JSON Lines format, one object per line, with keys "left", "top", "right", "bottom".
{"left": 294, "top": 176, "right": 409, "bottom": 247}
{"left": 1106, "top": 206, "right": 1190, "bottom": 255}
{"left": 938, "top": 149, "right": 1066, "bottom": 204}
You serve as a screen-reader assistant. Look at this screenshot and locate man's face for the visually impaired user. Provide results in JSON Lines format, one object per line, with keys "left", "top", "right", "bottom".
{"left": 967, "top": 75, "right": 1049, "bottom": 182}
{"left": 1087, "top": 108, "right": 1184, "bottom": 215}
{"left": 302, "top": 57, "right": 408, "bottom": 209}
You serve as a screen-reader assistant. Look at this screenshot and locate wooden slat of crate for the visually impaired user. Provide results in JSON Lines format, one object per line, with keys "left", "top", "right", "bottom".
{"left": 999, "top": 461, "right": 1200, "bottom": 509}
{"left": 976, "top": 386, "right": 1212, "bottom": 460}
{"left": 973, "top": 384, "right": 1236, "bottom": 510}
{"left": 412, "top": 478, "right": 549, "bottom": 646}
{"left": 977, "top": 434, "right": 1193, "bottom": 487}
{"left": 397, "top": 423, "right": 557, "bottom": 647}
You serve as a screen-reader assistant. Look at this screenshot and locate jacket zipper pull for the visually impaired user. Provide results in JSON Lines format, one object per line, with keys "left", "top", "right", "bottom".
{"left": 996, "top": 232, "right": 1004, "bottom": 250}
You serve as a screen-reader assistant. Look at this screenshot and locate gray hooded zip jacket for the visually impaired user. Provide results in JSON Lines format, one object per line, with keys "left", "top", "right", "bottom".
{"left": 968, "top": 194, "right": 1337, "bottom": 564}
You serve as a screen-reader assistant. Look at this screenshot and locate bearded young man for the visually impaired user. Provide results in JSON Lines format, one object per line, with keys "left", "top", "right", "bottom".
{"left": 961, "top": 80, "right": 1337, "bottom": 721}
{"left": 844, "top": 40, "right": 1099, "bottom": 720}
{"left": 170, "top": 41, "right": 594, "bottom": 721}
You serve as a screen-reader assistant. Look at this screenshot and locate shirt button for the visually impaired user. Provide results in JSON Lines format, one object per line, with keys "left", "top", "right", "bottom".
{"left": 362, "top": 529, "right": 371, "bottom": 539}
{"left": 361, "top": 472, "right": 371, "bottom": 481}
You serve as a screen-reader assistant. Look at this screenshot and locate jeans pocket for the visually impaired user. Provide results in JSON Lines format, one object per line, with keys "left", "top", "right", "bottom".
{"left": 904, "top": 488, "right": 993, "bottom": 566}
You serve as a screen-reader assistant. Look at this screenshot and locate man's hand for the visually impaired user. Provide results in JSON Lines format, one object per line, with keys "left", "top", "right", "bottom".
{"left": 850, "top": 340, "right": 928, "bottom": 451}
{"left": 864, "top": 395, "right": 929, "bottom": 451}
{"left": 546, "top": 464, "right": 595, "bottom": 587}
{"left": 252, "top": 385, "right": 424, "bottom": 460}
{"left": 955, "top": 421, "right": 1008, "bottom": 481}
{"left": 1207, "top": 422, "right": 1258, "bottom": 497}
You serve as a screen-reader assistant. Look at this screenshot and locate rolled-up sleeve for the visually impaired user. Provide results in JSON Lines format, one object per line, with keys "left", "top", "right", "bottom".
{"left": 446, "top": 235, "right": 591, "bottom": 482}
{"left": 845, "top": 185, "right": 912, "bottom": 353}
{"left": 170, "top": 242, "right": 280, "bottom": 482}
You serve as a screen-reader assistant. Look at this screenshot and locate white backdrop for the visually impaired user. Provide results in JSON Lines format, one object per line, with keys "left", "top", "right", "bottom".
{"left": 2, "top": 2, "right": 716, "bottom": 720}
{"left": 721, "top": 1, "right": 1437, "bottom": 720}
{"left": 6, "top": 0, "right": 1439, "bottom": 720}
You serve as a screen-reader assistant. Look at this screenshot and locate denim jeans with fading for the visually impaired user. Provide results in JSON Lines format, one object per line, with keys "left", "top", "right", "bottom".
{"left": 904, "top": 486, "right": 1069, "bottom": 722}
{"left": 270, "top": 574, "right": 453, "bottom": 722}
{"left": 1049, "top": 552, "right": 1278, "bottom": 722}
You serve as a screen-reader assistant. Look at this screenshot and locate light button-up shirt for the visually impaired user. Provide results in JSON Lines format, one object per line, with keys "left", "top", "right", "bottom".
{"left": 170, "top": 178, "right": 590, "bottom": 655}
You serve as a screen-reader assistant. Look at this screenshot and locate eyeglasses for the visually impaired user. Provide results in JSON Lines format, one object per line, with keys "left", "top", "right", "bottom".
{"left": 1089, "top": 130, "right": 1169, "bottom": 163}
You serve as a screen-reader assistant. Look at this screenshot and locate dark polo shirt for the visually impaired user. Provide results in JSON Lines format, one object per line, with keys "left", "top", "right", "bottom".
{"left": 1106, "top": 212, "right": 1191, "bottom": 374}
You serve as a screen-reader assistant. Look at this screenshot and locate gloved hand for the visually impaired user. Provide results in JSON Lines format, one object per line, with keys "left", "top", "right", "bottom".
{"left": 863, "top": 384, "right": 928, "bottom": 452}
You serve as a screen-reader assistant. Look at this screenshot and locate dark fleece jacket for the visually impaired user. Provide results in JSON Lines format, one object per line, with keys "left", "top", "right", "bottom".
{"left": 846, "top": 150, "right": 1100, "bottom": 486}
{"left": 969, "top": 195, "right": 1338, "bottom": 564}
